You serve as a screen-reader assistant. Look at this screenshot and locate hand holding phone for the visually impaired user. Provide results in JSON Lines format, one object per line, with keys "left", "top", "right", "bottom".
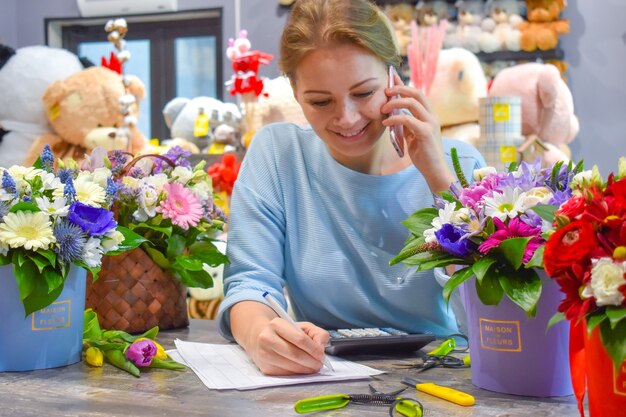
{"left": 388, "top": 65, "right": 405, "bottom": 157}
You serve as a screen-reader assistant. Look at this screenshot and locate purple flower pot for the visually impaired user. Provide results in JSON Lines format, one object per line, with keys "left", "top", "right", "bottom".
{"left": 460, "top": 270, "right": 573, "bottom": 397}
{"left": 0, "top": 264, "right": 86, "bottom": 372}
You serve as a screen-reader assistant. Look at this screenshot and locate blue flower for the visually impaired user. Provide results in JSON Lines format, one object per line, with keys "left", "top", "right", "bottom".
{"left": 64, "top": 177, "right": 77, "bottom": 201}
{"left": 41, "top": 145, "right": 54, "bottom": 172}
{"left": 53, "top": 220, "right": 86, "bottom": 264}
{"left": 104, "top": 177, "right": 118, "bottom": 207}
{"left": 68, "top": 201, "right": 117, "bottom": 236}
{"left": 0, "top": 200, "right": 9, "bottom": 222}
{"left": 57, "top": 168, "right": 73, "bottom": 184}
{"left": 434, "top": 223, "right": 476, "bottom": 258}
{"left": 2, "top": 171, "right": 17, "bottom": 194}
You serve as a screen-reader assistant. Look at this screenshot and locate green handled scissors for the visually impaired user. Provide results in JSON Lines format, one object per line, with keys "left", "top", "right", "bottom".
{"left": 294, "top": 392, "right": 423, "bottom": 417}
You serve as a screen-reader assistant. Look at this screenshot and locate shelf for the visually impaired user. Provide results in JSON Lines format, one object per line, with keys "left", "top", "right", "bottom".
{"left": 474, "top": 48, "right": 565, "bottom": 63}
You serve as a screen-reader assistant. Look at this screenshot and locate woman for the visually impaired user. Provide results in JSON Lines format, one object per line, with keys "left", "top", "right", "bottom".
{"left": 217, "top": 0, "right": 485, "bottom": 375}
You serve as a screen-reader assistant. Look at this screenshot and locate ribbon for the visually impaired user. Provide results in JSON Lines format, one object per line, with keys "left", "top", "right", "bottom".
{"left": 569, "top": 320, "right": 587, "bottom": 417}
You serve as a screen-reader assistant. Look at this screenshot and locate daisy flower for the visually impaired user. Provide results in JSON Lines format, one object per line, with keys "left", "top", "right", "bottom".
{"left": 483, "top": 187, "right": 527, "bottom": 221}
{"left": 157, "top": 182, "right": 203, "bottom": 230}
{"left": 0, "top": 211, "right": 56, "bottom": 251}
{"left": 35, "top": 196, "right": 70, "bottom": 218}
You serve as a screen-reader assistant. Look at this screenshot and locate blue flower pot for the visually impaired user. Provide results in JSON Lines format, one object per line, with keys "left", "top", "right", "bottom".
{"left": 0, "top": 264, "right": 87, "bottom": 372}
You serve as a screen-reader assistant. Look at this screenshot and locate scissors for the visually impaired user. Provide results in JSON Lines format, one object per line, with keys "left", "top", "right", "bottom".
{"left": 294, "top": 384, "right": 423, "bottom": 417}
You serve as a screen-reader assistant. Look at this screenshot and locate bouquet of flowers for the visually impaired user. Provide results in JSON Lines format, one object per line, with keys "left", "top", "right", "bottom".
{"left": 391, "top": 150, "right": 583, "bottom": 316}
{"left": 96, "top": 146, "right": 228, "bottom": 289}
{"left": 543, "top": 158, "right": 626, "bottom": 367}
{"left": 0, "top": 146, "right": 142, "bottom": 316}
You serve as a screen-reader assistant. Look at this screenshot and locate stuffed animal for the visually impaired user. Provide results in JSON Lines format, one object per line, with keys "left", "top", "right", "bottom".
{"left": 384, "top": 3, "right": 415, "bottom": 56}
{"left": 488, "top": 62, "right": 579, "bottom": 165}
{"left": 478, "top": 0, "right": 522, "bottom": 52}
{"left": 248, "top": 75, "right": 308, "bottom": 138}
{"left": 0, "top": 45, "right": 84, "bottom": 168}
{"left": 518, "top": 0, "right": 569, "bottom": 51}
{"left": 427, "top": 47, "right": 488, "bottom": 146}
{"left": 162, "top": 96, "right": 242, "bottom": 153}
{"left": 444, "top": 0, "right": 485, "bottom": 53}
{"left": 415, "top": 1, "right": 452, "bottom": 27}
{"left": 25, "top": 66, "right": 147, "bottom": 165}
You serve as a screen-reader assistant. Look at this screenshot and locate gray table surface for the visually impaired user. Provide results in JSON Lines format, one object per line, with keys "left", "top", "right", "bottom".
{"left": 0, "top": 319, "right": 584, "bottom": 416}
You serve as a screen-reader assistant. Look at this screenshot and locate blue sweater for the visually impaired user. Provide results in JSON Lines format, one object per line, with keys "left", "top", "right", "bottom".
{"left": 217, "top": 123, "right": 485, "bottom": 340}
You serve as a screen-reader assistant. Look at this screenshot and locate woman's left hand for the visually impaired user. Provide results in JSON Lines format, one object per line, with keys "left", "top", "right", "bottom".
{"left": 381, "top": 70, "right": 454, "bottom": 193}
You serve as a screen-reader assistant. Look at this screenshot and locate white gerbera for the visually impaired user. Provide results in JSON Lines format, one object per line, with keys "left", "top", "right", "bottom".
{"left": 483, "top": 187, "right": 527, "bottom": 221}
{"left": 81, "top": 236, "right": 103, "bottom": 268}
{"left": 0, "top": 211, "right": 56, "bottom": 250}
{"left": 74, "top": 175, "right": 106, "bottom": 207}
{"left": 35, "top": 196, "right": 70, "bottom": 218}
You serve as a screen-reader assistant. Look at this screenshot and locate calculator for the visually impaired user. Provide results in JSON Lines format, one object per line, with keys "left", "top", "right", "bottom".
{"left": 324, "top": 327, "right": 435, "bottom": 356}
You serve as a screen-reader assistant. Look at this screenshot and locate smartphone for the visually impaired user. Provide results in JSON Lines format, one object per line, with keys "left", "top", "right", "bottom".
{"left": 388, "top": 66, "right": 405, "bottom": 157}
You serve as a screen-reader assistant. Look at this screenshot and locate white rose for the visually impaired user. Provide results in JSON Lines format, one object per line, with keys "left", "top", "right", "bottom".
{"left": 92, "top": 167, "right": 113, "bottom": 188}
{"left": 523, "top": 186, "right": 554, "bottom": 207}
{"left": 143, "top": 173, "right": 169, "bottom": 190}
{"left": 171, "top": 166, "right": 193, "bottom": 185}
{"left": 473, "top": 167, "right": 497, "bottom": 182}
{"left": 581, "top": 258, "right": 626, "bottom": 306}
{"left": 101, "top": 230, "right": 125, "bottom": 252}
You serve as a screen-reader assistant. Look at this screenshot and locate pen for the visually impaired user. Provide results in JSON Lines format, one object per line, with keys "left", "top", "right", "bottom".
{"left": 262, "top": 291, "right": 335, "bottom": 372}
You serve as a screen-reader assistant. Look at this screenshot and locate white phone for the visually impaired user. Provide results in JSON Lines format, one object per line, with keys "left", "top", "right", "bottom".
{"left": 388, "top": 65, "right": 405, "bottom": 157}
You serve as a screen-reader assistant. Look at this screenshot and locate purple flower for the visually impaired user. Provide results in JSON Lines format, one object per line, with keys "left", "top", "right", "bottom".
{"left": 68, "top": 201, "right": 117, "bottom": 236}
{"left": 125, "top": 339, "right": 157, "bottom": 367}
{"left": 434, "top": 223, "right": 476, "bottom": 258}
{"left": 2, "top": 171, "right": 16, "bottom": 195}
{"left": 41, "top": 145, "right": 54, "bottom": 172}
{"left": 53, "top": 220, "right": 86, "bottom": 264}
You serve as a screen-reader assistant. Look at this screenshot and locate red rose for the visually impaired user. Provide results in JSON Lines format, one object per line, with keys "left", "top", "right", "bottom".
{"left": 557, "top": 195, "right": 586, "bottom": 220}
{"left": 544, "top": 220, "right": 598, "bottom": 278}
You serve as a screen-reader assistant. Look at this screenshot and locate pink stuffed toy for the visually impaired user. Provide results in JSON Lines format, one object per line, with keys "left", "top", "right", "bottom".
{"left": 488, "top": 62, "right": 579, "bottom": 166}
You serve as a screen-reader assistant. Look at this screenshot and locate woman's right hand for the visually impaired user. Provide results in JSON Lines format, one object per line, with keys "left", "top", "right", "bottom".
{"left": 230, "top": 301, "right": 330, "bottom": 375}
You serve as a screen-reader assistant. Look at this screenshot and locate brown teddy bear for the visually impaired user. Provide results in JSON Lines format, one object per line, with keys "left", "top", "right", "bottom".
{"left": 25, "top": 66, "right": 148, "bottom": 165}
{"left": 518, "top": 0, "right": 569, "bottom": 51}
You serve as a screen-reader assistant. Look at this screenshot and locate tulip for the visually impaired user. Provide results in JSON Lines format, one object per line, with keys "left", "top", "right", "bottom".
{"left": 85, "top": 346, "right": 103, "bottom": 367}
{"left": 125, "top": 339, "right": 157, "bottom": 367}
{"left": 135, "top": 337, "right": 167, "bottom": 360}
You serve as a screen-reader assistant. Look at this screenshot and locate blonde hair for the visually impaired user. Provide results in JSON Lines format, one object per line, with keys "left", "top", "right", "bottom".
{"left": 279, "top": 0, "right": 401, "bottom": 83}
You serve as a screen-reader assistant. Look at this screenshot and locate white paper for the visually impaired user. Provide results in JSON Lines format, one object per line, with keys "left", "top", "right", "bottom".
{"left": 173, "top": 339, "right": 384, "bottom": 390}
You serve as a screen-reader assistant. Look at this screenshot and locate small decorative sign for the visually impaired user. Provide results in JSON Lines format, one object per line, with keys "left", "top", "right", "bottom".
{"left": 499, "top": 145, "right": 518, "bottom": 163}
{"left": 479, "top": 318, "right": 521, "bottom": 352}
{"left": 492, "top": 103, "right": 510, "bottom": 122}
{"left": 32, "top": 300, "right": 71, "bottom": 330}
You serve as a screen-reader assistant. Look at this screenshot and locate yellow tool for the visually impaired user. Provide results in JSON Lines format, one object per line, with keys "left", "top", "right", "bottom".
{"left": 402, "top": 376, "right": 475, "bottom": 407}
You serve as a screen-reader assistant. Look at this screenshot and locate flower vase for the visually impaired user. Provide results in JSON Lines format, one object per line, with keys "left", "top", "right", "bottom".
{"left": 0, "top": 264, "right": 87, "bottom": 372}
{"left": 460, "top": 269, "right": 573, "bottom": 396}
{"left": 584, "top": 324, "right": 626, "bottom": 416}
{"left": 85, "top": 247, "right": 189, "bottom": 334}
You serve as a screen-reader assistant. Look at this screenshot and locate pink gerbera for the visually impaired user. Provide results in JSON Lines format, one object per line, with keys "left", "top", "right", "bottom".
{"left": 478, "top": 217, "right": 544, "bottom": 263}
{"left": 157, "top": 182, "right": 202, "bottom": 230}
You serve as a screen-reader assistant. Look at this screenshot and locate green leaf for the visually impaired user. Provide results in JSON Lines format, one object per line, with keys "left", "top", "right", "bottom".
{"left": 472, "top": 256, "right": 496, "bottom": 284}
{"left": 0, "top": 254, "right": 10, "bottom": 266}
{"left": 104, "top": 349, "right": 140, "bottom": 377}
{"left": 414, "top": 257, "right": 468, "bottom": 270}
{"left": 497, "top": 268, "right": 542, "bottom": 317}
{"left": 525, "top": 246, "right": 544, "bottom": 269}
{"left": 475, "top": 273, "right": 504, "bottom": 305}
{"left": 173, "top": 255, "right": 205, "bottom": 272}
{"left": 134, "top": 326, "right": 159, "bottom": 342}
{"left": 149, "top": 357, "right": 187, "bottom": 371}
{"left": 532, "top": 204, "right": 558, "bottom": 223}
{"left": 37, "top": 249, "right": 57, "bottom": 266}
{"left": 401, "top": 208, "right": 438, "bottom": 237}
{"left": 175, "top": 267, "right": 213, "bottom": 289}
{"left": 43, "top": 267, "right": 64, "bottom": 294}
{"left": 83, "top": 308, "right": 102, "bottom": 340}
{"left": 599, "top": 318, "right": 626, "bottom": 370}
{"left": 26, "top": 253, "right": 49, "bottom": 273}
{"left": 21, "top": 270, "right": 64, "bottom": 317}
{"left": 498, "top": 237, "right": 533, "bottom": 270}
{"left": 129, "top": 222, "right": 172, "bottom": 238}
{"left": 13, "top": 258, "right": 36, "bottom": 302}
{"left": 102, "top": 330, "right": 136, "bottom": 343}
{"left": 9, "top": 202, "right": 39, "bottom": 214}
{"left": 547, "top": 312, "right": 565, "bottom": 330}
{"left": 106, "top": 226, "right": 147, "bottom": 256}
{"left": 166, "top": 234, "right": 186, "bottom": 259}
{"left": 587, "top": 313, "right": 607, "bottom": 333}
{"left": 143, "top": 246, "right": 171, "bottom": 269}
{"left": 606, "top": 306, "right": 626, "bottom": 329}
{"left": 442, "top": 267, "right": 475, "bottom": 304}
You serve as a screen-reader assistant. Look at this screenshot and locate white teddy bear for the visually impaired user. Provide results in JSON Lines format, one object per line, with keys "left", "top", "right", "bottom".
{"left": 0, "top": 45, "right": 83, "bottom": 168}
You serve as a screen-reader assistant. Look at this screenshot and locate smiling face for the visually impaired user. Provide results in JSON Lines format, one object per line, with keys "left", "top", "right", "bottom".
{"left": 292, "top": 43, "right": 390, "bottom": 173}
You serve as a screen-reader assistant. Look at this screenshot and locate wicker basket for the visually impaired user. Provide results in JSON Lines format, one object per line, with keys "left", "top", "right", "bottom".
{"left": 85, "top": 247, "right": 189, "bottom": 334}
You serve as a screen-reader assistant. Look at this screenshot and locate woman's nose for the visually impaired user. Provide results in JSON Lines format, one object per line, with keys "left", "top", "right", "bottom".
{"left": 334, "top": 100, "right": 360, "bottom": 128}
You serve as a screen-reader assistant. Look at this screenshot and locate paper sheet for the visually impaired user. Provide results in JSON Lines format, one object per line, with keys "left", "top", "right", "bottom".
{"left": 172, "top": 339, "right": 384, "bottom": 390}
